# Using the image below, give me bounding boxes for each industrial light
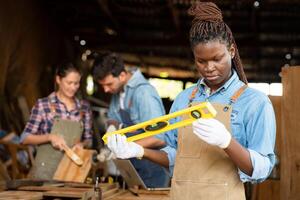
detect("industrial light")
[80,40,86,46]
[86,75,94,95]
[81,53,87,61]
[85,49,91,55]
[159,72,169,78]
[104,27,117,36]
[285,53,292,60]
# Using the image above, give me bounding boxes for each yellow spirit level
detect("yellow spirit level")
[102,102,217,144]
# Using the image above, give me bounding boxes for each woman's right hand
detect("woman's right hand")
[48,134,67,151]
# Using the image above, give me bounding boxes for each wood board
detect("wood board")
[53,148,96,183]
[280,66,300,200]
[0,191,43,200]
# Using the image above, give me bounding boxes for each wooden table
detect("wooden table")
[0,180,170,200]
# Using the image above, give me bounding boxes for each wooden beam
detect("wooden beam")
[167,0,181,35]
[96,0,119,30]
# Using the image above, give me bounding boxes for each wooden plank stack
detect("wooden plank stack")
[0,180,170,200]
[0,181,121,199]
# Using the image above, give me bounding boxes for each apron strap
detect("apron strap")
[49,97,58,118]
[79,100,85,120]
[188,84,248,107]
[230,85,248,104]
[188,86,199,106]
[49,97,85,120]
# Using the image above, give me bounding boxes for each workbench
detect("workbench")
[0,180,170,200]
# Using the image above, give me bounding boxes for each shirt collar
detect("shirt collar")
[48,92,81,109]
[198,69,239,95]
[126,69,148,88]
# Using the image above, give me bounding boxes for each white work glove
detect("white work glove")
[107,134,144,159]
[192,118,232,149]
[106,124,117,133]
[96,124,119,162]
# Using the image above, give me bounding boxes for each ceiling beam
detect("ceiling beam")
[167,0,181,35]
[96,0,120,30]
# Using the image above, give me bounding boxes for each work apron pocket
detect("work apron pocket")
[177,125,206,158]
[171,179,229,200]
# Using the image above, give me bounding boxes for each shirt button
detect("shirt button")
[220,88,226,94]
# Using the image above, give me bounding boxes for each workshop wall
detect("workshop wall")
[0,0,73,133]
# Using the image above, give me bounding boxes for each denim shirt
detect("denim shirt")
[108,69,165,128]
[161,70,276,183]
[107,69,169,187]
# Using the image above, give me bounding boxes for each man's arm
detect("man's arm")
[135,136,166,149]
[143,148,169,168]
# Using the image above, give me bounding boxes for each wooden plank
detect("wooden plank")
[16,181,120,200]
[281,66,300,200]
[101,183,119,192]
[0,191,43,200]
[102,187,119,198]
[19,185,94,192]
[251,180,280,200]
[109,191,170,200]
[43,189,91,198]
[5,179,44,190]
[53,148,95,183]
[105,190,128,200]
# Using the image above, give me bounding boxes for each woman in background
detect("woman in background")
[20,63,93,179]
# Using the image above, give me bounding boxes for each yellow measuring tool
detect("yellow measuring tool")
[102,102,217,144]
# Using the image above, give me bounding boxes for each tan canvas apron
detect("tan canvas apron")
[29,102,84,180]
[170,85,247,200]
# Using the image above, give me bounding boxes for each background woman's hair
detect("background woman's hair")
[55,62,81,78]
[188,2,248,84]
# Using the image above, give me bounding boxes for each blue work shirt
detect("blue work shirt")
[108,69,165,127]
[107,69,169,187]
[161,70,276,183]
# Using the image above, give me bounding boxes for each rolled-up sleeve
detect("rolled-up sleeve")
[20,100,44,142]
[161,145,177,175]
[158,99,182,176]
[239,149,276,183]
[241,97,276,183]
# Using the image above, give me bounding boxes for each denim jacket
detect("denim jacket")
[108,69,165,127]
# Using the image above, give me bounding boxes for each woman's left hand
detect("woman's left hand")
[192,118,232,149]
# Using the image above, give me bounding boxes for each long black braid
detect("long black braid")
[188,2,248,84]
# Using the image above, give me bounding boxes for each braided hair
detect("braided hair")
[188,2,248,84]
